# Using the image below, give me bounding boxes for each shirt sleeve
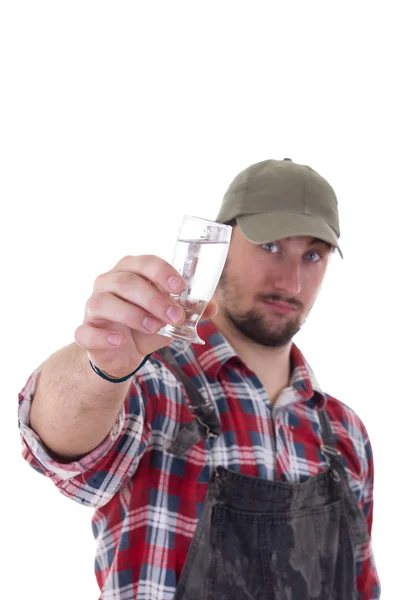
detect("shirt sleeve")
[355,426,381,599]
[18,364,153,509]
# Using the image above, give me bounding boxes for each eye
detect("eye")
[305,250,322,262]
[261,242,279,253]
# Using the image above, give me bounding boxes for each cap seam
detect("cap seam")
[239,208,324,217]
[239,164,258,215]
[304,168,310,215]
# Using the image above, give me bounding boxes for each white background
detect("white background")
[1,2,398,598]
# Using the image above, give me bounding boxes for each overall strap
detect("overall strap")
[156,347,222,457]
[318,406,370,544]
[318,408,343,470]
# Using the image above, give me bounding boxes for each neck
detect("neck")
[211,310,292,405]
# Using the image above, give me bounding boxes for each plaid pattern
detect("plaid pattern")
[18,320,380,599]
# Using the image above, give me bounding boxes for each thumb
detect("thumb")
[201,299,218,321]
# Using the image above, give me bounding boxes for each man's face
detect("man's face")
[215,226,333,347]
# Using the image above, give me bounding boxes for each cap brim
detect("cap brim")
[237,212,343,258]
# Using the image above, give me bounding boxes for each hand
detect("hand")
[74,255,218,378]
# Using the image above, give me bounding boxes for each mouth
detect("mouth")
[261,300,299,314]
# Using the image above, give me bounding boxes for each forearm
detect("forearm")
[29,253,191,462]
[30,342,131,461]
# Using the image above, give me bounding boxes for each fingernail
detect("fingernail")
[143,317,159,332]
[167,306,184,323]
[107,333,122,346]
[168,276,183,291]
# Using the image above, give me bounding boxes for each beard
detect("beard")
[218,269,304,348]
[226,305,301,347]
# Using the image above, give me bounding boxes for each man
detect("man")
[19,158,380,599]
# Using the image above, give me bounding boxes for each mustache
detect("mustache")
[258,293,303,310]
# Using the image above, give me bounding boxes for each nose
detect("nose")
[273,257,301,296]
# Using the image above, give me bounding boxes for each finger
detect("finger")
[110,255,186,295]
[85,292,184,333]
[75,323,126,351]
[90,274,186,326]
[201,300,219,321]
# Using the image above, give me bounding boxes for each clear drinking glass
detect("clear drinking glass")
[158,215,232,345]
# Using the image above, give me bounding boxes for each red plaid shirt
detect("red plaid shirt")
[19,320,380,599]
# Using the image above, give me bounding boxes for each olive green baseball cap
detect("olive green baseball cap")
[216,158,343,258]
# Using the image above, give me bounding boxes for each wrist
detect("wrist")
[88,355,152,384]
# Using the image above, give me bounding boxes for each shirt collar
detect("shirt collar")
[193,320,327,409]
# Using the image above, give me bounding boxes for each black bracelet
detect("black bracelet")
[89,354,152,383]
